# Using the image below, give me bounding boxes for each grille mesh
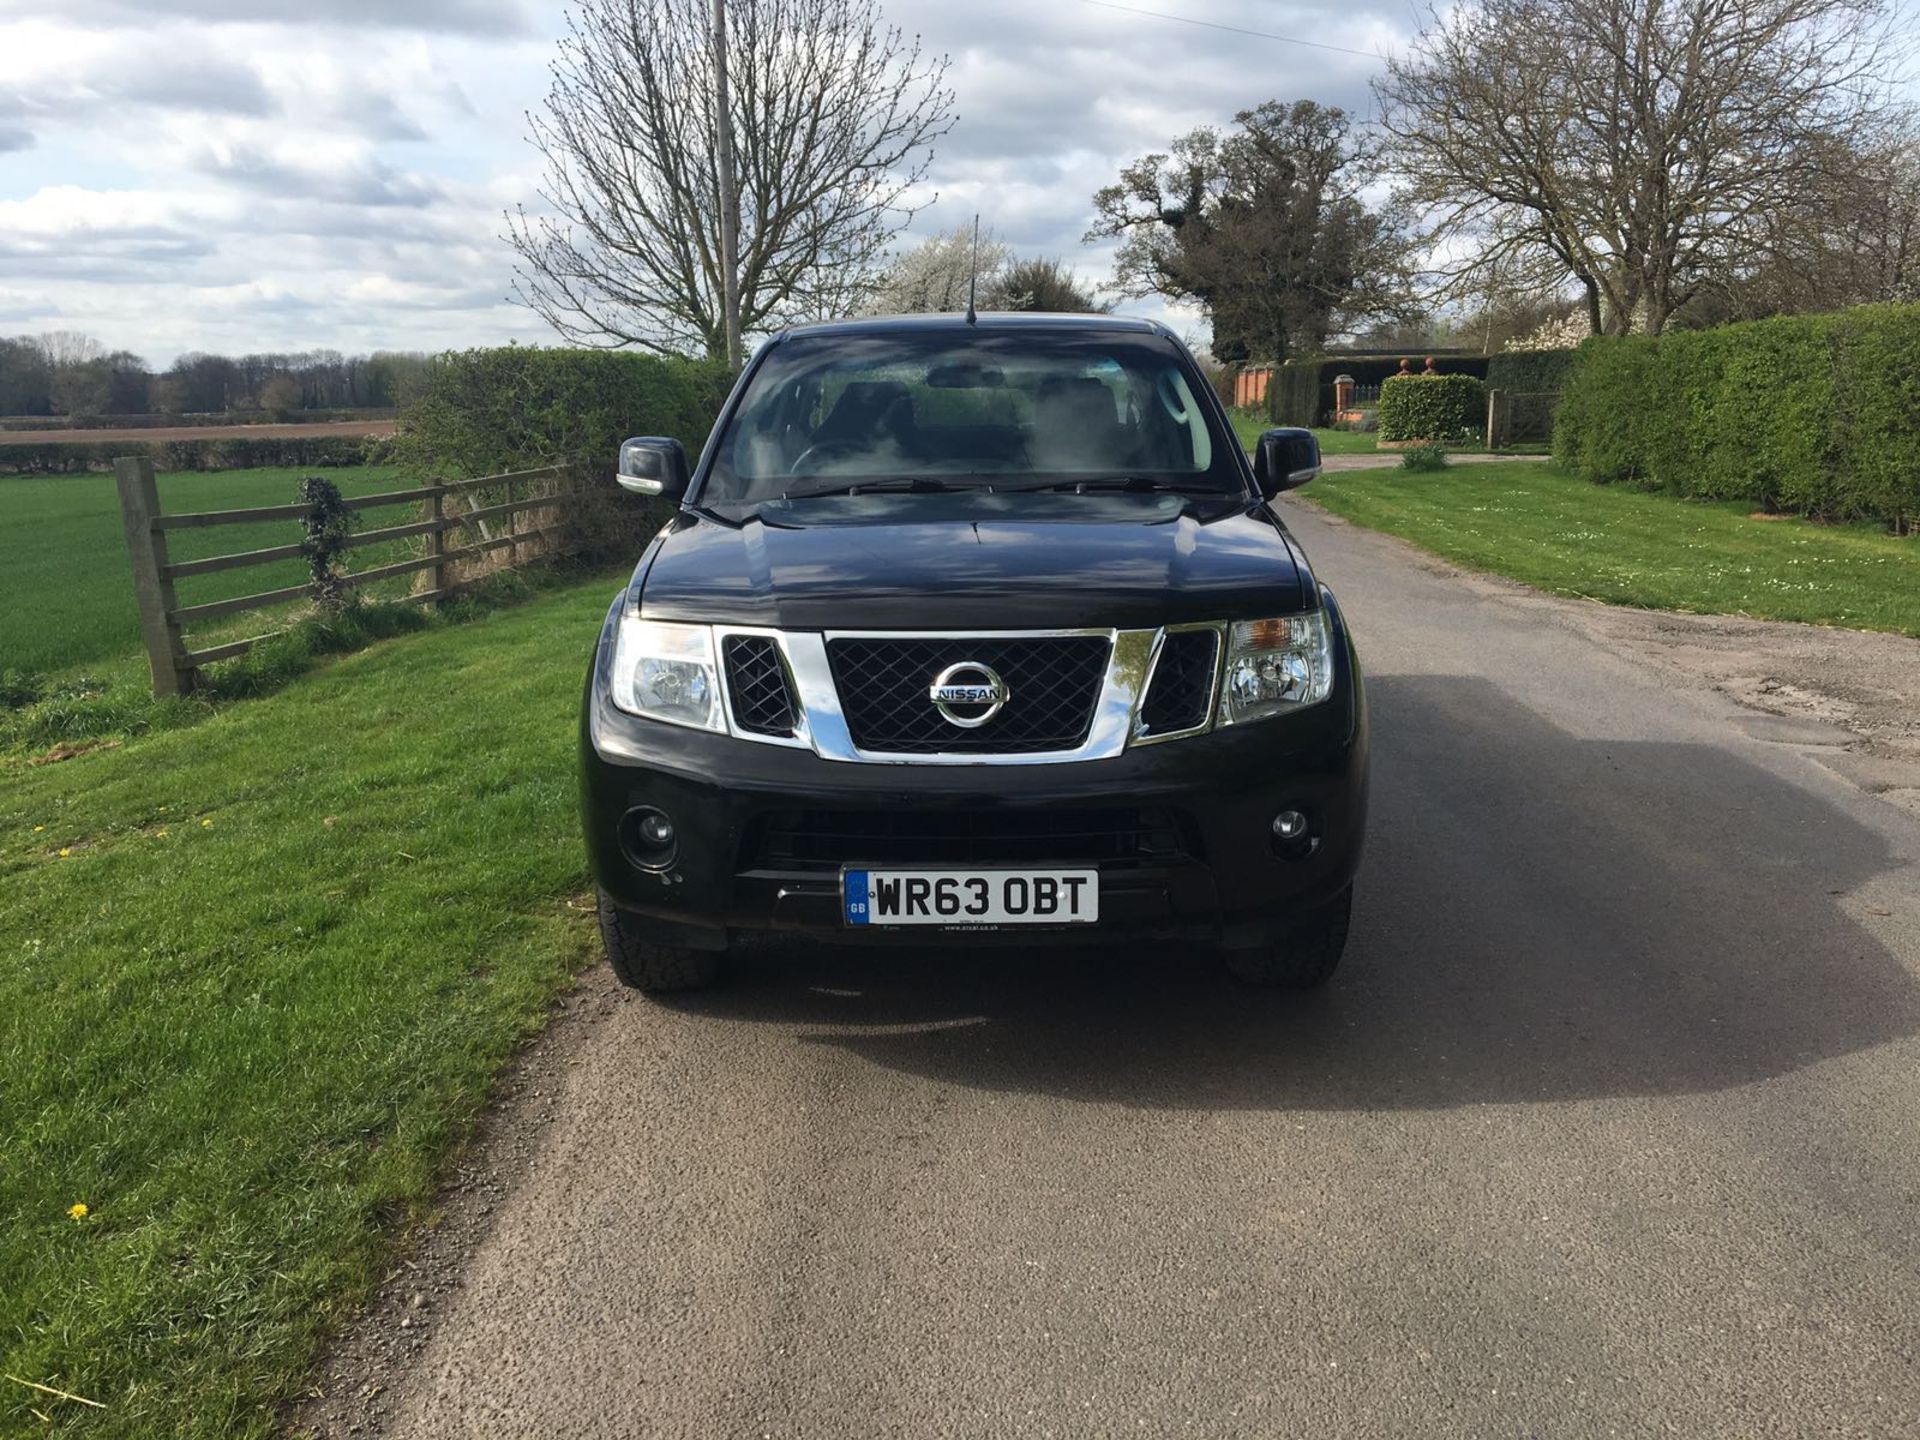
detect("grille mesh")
[750,806,1192,870]
[827,635,1110,754]
[722,636,798,737]
[1139,629,1219,735]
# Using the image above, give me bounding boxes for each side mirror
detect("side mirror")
[617,436,690,500]
[1253,427,1321,497]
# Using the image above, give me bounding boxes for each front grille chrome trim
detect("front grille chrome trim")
[712,624,1212,765]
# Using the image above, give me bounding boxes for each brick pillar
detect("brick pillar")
[1333,373,1355,416]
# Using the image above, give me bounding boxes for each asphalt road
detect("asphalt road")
[362,500,1920,1439]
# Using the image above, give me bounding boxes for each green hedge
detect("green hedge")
[1378,373,1488,443]
[1485,348,1577,394]
[1553,305,1920,529]
[1267,362,1324,426]
[0,436,381,475]
[1267,353,1492,426]
[0,409,396,432]
[392,347,736,558]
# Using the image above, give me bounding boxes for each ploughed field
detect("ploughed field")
[0,418,396,445]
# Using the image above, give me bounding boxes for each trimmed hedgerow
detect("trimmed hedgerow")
[1485,348,1578,395]
[1266,360,1325,427]
[391,346,736,559]
[1378,373,1487,443]
[1554,304,1920,530]
[0,435,381,475]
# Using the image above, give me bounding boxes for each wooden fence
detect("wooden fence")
[115,456,578,697]
[1484,390,1562,449]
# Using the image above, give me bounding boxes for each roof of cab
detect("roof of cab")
[775,312,1170,341]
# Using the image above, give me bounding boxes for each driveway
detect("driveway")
[302,499,1920,1440]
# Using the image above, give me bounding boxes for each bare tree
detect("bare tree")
[28,332,106,368]
[863,223,1011,314]
[1376,0,1905,335]
[1088,101,1417,364]
[506,0,955,358]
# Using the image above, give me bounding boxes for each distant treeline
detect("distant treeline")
[0,331,432,419]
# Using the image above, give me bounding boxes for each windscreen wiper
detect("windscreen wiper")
[1004,475,1231,495]
[778,476,963,500]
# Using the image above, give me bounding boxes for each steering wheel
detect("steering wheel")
[789,440,865,474]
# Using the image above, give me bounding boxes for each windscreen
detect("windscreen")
[699,329,1240,503]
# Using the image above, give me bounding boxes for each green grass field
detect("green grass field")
[1,572,621,1437]
[0,467,411,676]
[1226,412,1377,455]
[1305,461,1920,637]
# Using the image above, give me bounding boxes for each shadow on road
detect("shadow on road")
[677,675,1919,1111]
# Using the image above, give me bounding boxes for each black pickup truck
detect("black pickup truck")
[580,314,1368,992]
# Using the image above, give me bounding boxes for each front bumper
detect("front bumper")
[580,597,1368,953]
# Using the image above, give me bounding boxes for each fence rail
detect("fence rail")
[115,456,579,697]
[1484,389,1561,449]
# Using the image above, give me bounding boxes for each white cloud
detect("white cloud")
[0,0,1422,364]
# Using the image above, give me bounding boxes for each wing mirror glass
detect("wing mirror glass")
[617,436,691,500]
[1253,427,1321,497]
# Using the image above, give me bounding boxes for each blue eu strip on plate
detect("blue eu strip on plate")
[843,869,871,925]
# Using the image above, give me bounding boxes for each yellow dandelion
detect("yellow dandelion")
[58,848,71,858]
[68,1203,88,1221]
[201,818,214,828]
[33,824,45,832]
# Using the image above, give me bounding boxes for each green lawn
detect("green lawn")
[0,467,413,677]
[1304,461,1920,636]
[1226,411,1377,455]
[0,573,621,1437]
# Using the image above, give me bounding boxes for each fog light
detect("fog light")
[619,805,679,872]
[1272,809,1309,841]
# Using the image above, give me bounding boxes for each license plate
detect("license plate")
[843,868,1099,927]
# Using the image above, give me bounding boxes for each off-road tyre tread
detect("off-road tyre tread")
[1225,887,1352,989]
[597,892,722,993]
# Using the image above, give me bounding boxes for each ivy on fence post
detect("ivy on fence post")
[297,476,356,611]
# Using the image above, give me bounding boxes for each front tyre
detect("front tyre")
[1224,886,1352,989]
[597,890,722,993]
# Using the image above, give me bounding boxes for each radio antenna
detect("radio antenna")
[965,214,980,324]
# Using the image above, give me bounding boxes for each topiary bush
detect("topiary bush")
[1553,303,1920,529]
[1378,373,1487,443]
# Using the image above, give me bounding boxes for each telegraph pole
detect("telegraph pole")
[712,0,743,368]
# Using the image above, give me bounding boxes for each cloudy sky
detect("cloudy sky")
[0,0,1410,365]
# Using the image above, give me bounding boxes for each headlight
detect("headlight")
[1218,612,1334,725]
[610,617,723,731]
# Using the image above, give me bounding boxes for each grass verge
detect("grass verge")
[1,565,589,757]
[0,569,624,1437]
[1305,461,1920,636]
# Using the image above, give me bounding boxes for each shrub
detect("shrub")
[1485,348,1578,394]
[391,346,735,559]
[1399,441,1448,472]
[1267,361,1324,426]
[1553,303,1920,528]
[1378,373,1487,443]
[0,435,379,474]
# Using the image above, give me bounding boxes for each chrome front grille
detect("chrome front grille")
[825,635,1111,754]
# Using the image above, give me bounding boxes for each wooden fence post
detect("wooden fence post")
[1485,388,1502,451]
[115,456,192,697]
[423,476,446,603]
